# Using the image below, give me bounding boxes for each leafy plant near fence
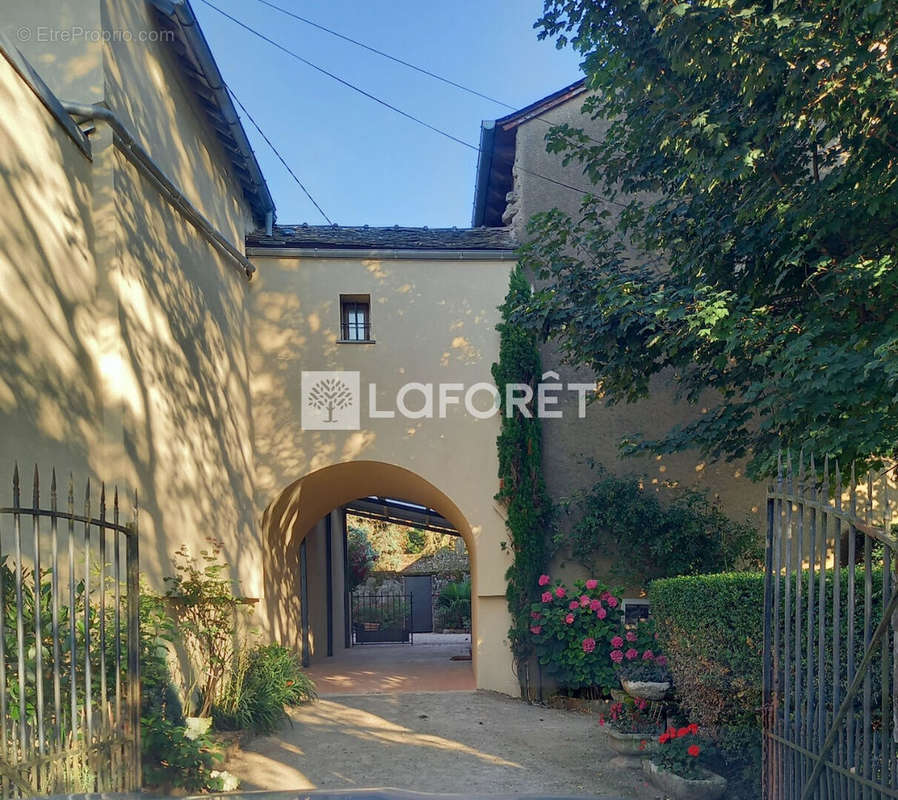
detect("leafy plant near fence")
[650,566,888,796]
[564,466,763,582]
[214,643,317,734]
[163,539,253,718]
[492,266,553,665]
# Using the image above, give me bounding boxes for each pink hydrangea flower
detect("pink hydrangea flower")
[569,600,580,610]
[626,631,638,642]
[610,649,624,663]
[590,598,601,611]
[582,637,596,653]
[541,591,553,603]
[596,607,607,619]
[655,655,668,667]
[531,611,541,619]
[625,648,638,660]
[555,586,566,599]
[642,649,654,660]
[530,625,542,635]
[538,574,551,586]
[607,596,619,608]
[580,594,590,607]
[585,579,599,590]
[611,636,624,649]
[564,613,575,625]
[601,591,612,601]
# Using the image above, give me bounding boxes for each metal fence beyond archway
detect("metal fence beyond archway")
[0,465,140,797]
[763,454,898,799]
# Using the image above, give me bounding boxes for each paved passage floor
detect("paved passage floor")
[302,636,475,694]
[225,691,656,798]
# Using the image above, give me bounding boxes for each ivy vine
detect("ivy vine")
[491,266,553,667]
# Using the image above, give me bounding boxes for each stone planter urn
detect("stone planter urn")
[600,726,651,769]
[621,677,671,700]
[642,760,727,800]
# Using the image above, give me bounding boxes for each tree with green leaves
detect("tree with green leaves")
[523,0,898,477]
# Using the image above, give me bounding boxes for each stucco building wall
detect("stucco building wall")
[0,8,261,602]
[247,252,519,694]
[503,95,763,582]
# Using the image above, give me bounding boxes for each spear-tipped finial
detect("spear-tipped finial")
[33,464,39,507]
[13,462,20,504]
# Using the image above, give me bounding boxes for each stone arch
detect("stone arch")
[260,460,495,688]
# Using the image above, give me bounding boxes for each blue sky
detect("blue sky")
[191,0,583,227]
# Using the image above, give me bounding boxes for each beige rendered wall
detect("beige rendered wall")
[506,95,764,588]
[102,0,253,248]
[0,46,100,486]
[248,252,519,694]
[0,15,262,603]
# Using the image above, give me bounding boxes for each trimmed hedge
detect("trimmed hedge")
[650,566,887,765]
[649,572,764,756]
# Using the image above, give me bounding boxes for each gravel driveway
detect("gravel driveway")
[225,691,657,798]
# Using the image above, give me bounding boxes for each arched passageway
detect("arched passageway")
[259,460,517,695]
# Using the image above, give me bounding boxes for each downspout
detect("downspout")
[265,210,273,237]
[61,101,256,279]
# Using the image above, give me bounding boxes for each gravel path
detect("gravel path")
[225,691,658,798]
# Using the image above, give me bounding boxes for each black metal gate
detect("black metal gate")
[763,454,897,799]
[351,593,413,644]
[0,465,140,797]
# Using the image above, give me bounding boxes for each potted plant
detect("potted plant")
[643,724,727,800]
[597,695,662,768]
[609,621,672,700]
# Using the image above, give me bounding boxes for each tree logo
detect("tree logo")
[301,371,360,430]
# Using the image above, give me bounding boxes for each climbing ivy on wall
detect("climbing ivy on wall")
[492,266,553,668]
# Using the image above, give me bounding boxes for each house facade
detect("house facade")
[1,0,763,698]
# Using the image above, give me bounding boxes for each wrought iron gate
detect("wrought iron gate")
[0,466,140,797]
[351,593,413,644]
[763,454,898,799]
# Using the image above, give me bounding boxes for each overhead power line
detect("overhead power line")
[252,0,517,111]
[227,85,333,224]
[198,0,478,151]
[197,0,623,210]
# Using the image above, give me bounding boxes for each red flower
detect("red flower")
[538,574,551,586]
[625,648,638,660]
[688,745,701,757]
[639,740,647,751]
[569,600,580,610]
[541,591,553,603]
[659,732,670,744]
[564,613,575,624]
[688,723,699,735]
[530,625,542,635]
[554,586,566,599]
[678,727,690,738]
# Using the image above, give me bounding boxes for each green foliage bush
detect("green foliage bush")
[649,572,764,755]
[565,467,762,581]
[163,539,253,718]
[347,526,378,590]
[530,576,624,691]
[214,643,316,734]
[492,266,553,664]
[436,580,471,630]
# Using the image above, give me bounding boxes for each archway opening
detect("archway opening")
[260,461,480,693]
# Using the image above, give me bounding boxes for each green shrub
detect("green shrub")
[214,643,316,734]
[649,573,764,751]
[650,566,887,798]
[347,527,378,590]
[436,580,471,629]
[141,711,225,792]
[565,466,763,581]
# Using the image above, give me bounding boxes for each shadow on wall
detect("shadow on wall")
[260,461,478,663]
[0,52,260,596]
